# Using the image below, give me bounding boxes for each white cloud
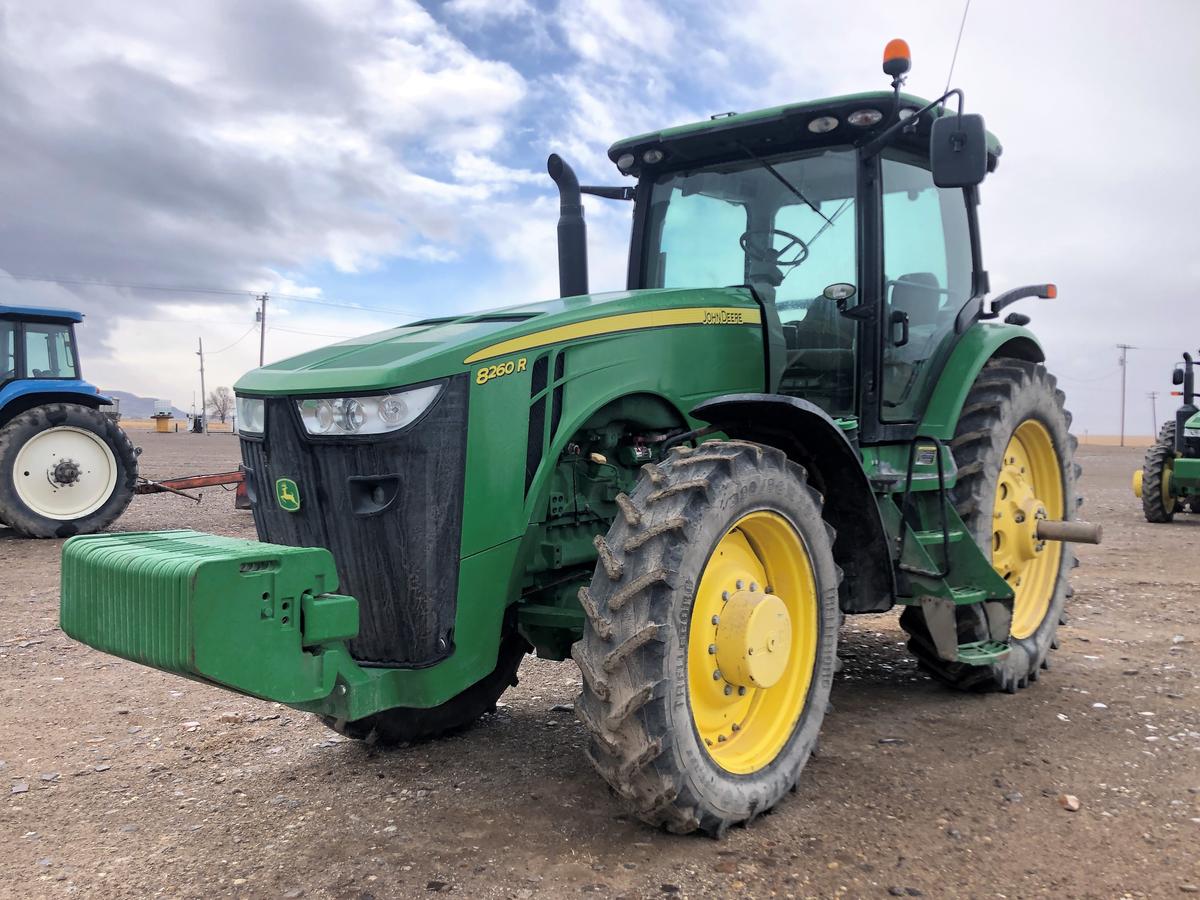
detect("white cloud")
[444,0,535,22]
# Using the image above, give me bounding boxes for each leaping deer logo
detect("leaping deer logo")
[275,478,301,512]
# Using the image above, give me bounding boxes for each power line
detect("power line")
[0,270,251,297]
[269,324,359,339]
[206,324,259,355]
[943,0,973,97]
[0,270,423,317]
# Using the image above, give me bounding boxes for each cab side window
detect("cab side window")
[880,157,974,422]
[24,324,78,379]
[0,321,15,382]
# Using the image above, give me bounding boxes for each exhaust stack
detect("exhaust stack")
[547,154,588,298]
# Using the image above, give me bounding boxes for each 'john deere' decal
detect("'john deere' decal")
[275,478,301,512]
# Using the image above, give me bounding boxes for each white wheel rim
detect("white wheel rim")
[12,426,119,520]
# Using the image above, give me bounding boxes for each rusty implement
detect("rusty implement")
[135,469,249,508]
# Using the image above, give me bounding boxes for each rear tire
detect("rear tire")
[321,633,529,744]
[900,359,1079,692]
[1141,422,1177,523]
[0,403,137,538]
[573,441,840,835]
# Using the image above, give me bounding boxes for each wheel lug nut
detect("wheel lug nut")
[738,686,746,696]
[712,670,722,680]
[736,580,744,590]
[749,582,758,592]
[708,644,717,655]
[723,685,732,696]
[731,722,741,732]
[717,734,727,743]
[711,615,720,625]
[721,590,729,601]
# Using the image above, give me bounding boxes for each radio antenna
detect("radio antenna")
[943,0,972,97]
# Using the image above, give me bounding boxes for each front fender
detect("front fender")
[0,380,108,425]
[691,393,895,613]
[918,323,1044,440]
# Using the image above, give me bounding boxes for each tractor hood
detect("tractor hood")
[235,286,759,396]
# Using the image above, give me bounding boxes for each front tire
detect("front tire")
[900,359,1079,692]
[0,403,138,538]
[1141,422,1177,523]
[573,441,840,835]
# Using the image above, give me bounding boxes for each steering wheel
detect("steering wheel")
[740,229,809,268]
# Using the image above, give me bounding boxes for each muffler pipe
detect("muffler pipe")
[1035,519,1103,545]
[547,153,589,298]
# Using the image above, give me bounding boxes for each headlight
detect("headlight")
[236,396,265,434]
[295,384,443,436]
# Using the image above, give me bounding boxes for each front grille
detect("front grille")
[240,375,468,667]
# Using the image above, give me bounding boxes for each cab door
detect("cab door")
[878,155,976,424]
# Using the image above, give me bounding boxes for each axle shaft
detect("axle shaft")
[1035,519,1102,545]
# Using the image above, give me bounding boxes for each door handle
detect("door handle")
[890,309,910,347]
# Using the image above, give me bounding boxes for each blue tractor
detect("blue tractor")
[0,305,137,537]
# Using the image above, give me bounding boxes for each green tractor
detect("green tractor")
[60,44,1101,835]
[1133,350,1200,521]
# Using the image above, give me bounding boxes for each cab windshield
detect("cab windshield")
[643,148,858,415]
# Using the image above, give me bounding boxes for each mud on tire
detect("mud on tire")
[900,358,1080,693]
[571,440,841,836]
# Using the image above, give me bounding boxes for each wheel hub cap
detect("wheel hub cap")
[686,511,819,774]
[52,459,81,486]
[12,426,119,521]
[715,590,792,689]
[991,420,1064,641]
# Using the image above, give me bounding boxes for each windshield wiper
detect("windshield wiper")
[735,141,833,227]
[805,197,852,247]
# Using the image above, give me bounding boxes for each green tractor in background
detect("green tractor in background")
[1134,350,1200,521]
[60,43,1101,835]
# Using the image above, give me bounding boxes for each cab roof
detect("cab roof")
[608,90,1002,177]
[0,304,84,323]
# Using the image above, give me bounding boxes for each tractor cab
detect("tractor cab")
[603,87,998,439]
[1,305,84,388]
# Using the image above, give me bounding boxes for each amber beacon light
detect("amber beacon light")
[883,38,911,78]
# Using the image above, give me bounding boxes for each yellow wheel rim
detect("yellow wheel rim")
[1162,460,1176,513]
[991,420,1064,640]
[687,511,819,774]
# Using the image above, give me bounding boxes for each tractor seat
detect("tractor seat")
[890,272,941,329]
[785,296,854,350]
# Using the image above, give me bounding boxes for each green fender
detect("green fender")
[918,323,1045,441]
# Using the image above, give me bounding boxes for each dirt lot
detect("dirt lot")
[2,434,1197,899]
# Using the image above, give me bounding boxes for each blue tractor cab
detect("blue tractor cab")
[0,305,137,537]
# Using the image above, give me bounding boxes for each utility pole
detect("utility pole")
[1147,391,1159,436]
[256,292,269,367]
[197,337,208,435]
[1117,343,1135,447]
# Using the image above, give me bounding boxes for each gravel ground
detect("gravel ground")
[1,432,1198,899]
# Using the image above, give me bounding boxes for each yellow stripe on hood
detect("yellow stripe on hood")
[463,306,761,364]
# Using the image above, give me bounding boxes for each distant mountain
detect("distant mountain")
[101,390,190,420]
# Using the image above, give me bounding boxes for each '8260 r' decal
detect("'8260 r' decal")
[475,357,527,385]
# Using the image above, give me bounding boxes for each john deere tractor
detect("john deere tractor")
[1,305,137,537]
[60,44,1101,835]
[1134,350,1200,521]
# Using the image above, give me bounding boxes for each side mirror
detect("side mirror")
[1173,368,1185,386]
[930,113,988,188]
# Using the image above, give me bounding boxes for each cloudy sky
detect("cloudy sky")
[1,0,1197,434]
